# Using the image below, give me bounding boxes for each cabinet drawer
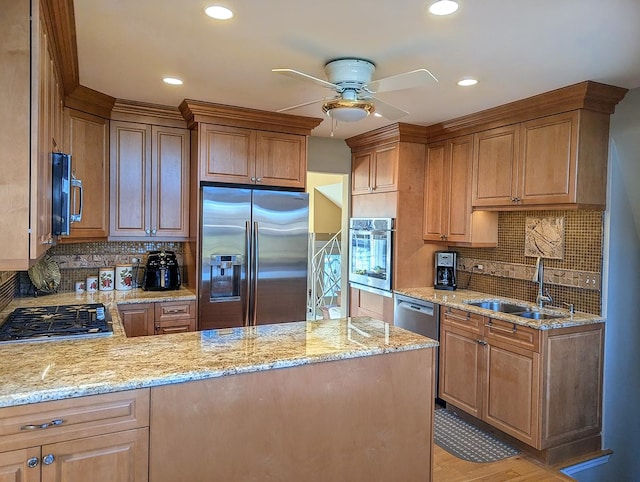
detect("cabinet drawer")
[155,301,196,322]
[440,306,483,335]
[154,318,196,335]
[484,318,539,352]
[0,389,149,452]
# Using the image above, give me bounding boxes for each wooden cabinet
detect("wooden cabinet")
[62,108,109,241]
[349,287,394,323]
[119,301,196,337]
[440,305,604,464]
[199,124,307,188]
[0,390,149,482]
[0,0,63,269]
[110,121,190,239]
[472,110,612,209]
[440,306,540,446]
[423,136,497,246]
[351,143,398,195]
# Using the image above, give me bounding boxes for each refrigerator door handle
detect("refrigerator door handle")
[252,221,259,326]
[244,221,251,327]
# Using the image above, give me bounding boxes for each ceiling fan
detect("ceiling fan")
[273,58,438,122]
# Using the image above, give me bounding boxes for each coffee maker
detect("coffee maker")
[434,251,457,291]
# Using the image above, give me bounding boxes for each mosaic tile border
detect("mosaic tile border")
[458,257,601,291]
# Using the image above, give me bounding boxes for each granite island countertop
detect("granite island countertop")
[0,288,437,408]
[395,286,605,329]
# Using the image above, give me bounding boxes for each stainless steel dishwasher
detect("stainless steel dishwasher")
[394,293,441,400]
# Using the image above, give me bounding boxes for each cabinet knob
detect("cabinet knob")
[42,454,55,465]
[255,177,262,183]
[151,228,157,235]
[251,177,256,182]
[476,339,487,345]
[27,457,39,468]
[145,229,151,235]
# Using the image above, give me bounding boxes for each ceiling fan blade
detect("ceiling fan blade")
[275,97,329,113]
[272,68,338,90]
[366,69,438,94]
[370,96,410,120]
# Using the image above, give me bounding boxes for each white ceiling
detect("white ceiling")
[74,0,640,139]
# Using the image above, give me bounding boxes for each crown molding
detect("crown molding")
[424,80,628,142]
[111,99,187,127]
[65,85,115,119]
[345,122,429,150]
[43,0,79,95]
[179,99,323,135]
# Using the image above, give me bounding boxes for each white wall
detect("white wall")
[575,88,640,480]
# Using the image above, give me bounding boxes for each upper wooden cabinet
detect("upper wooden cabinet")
[110,120,190,240]
[426,81,627,210]
[180,100,322,190]
[62,108,109,241]
[351,143,398,195]
[199,124,307,188]
[424,136,497,246]
[0,0,63,269]
[472,111,604,209]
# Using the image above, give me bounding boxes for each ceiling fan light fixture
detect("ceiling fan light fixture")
[428,0,459,15]
[322,99,375,122]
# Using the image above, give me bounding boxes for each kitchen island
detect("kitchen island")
[0,290,437,481]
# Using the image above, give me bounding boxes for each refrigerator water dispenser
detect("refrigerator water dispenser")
[210,255,241,301]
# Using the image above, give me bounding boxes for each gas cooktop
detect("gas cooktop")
[0,303,113,342]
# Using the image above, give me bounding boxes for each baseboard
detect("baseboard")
[560,451,612,476]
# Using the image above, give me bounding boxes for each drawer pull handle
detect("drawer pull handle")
[165,308,186,314]
[484,323,517,334]
[20,419,64,431]
[446,312,471,322]
[476,339,487,346]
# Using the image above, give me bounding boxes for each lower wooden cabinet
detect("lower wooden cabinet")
[0,390,149,482]
[348,287,394,323]
[439,305,603,464]
[119,301,196,337]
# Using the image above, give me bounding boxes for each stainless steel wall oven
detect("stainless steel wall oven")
[348,218,393,295]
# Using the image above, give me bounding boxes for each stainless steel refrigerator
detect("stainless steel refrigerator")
[199,186,309,330]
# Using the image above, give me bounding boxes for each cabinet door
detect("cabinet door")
[110,121,152,237]
[0,446,41,482]
[63,109,109,240]
[351,150,373,194]
[200,124,255,184]
[31,15,54,259]
[472,125,519,207]
[372,144,398,192]
[446,135,474,242]
[423,141,448,241]
[41,428,149,482]
[519,111,578,205]
[348,288,393,323]
[151,126,189,238]
[119,303,154,337]
[256,131,306,188]
[484,341,539,447]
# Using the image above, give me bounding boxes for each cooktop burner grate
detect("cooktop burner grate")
[0,303,113,342]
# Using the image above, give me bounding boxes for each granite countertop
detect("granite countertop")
[394,287,605,330]
[0,288,436,408]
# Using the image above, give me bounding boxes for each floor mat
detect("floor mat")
[434,408,520,463]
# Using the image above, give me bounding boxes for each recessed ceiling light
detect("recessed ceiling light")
[374,113,383,118]
[428,0,459,16]
[163,77,183,85]
[204,5,234,20]
[457,78,478,87]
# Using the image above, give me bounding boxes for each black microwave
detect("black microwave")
[52,152,83,236]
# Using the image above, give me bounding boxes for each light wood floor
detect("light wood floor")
[433,444,574,481]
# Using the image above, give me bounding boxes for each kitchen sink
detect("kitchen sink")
[465,300,565,320]
[515,311,563,320]
[465,301,526,313]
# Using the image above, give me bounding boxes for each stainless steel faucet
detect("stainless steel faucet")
[534,257,553,308]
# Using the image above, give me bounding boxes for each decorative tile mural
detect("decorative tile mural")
[524,216,565,259]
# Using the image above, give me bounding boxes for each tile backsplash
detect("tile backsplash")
[27,241,186,294]
[454,210,603,315]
